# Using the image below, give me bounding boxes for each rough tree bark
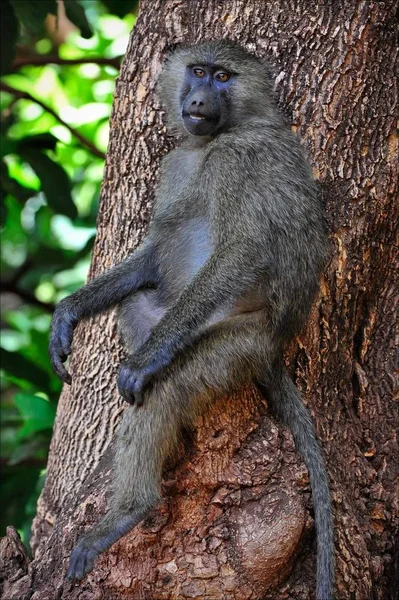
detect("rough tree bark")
[1,1,397,599]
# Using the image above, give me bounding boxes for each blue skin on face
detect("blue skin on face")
[181,64,235,136]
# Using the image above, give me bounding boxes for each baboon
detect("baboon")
[50,40,334,599]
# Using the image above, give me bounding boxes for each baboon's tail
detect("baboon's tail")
[259,366,334,600]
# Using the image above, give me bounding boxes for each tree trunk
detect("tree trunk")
[1,1,397,599]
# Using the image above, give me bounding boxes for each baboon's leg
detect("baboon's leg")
[67,312,273,580]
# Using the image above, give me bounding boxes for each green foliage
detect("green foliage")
[14,393,57,439]
[63,1,93,39]
[0,2,19,75]
[102,0,136,18]
[10,1,58,37]
[20,144,76,220]
[0,0,136,546]
[1,133,76,220]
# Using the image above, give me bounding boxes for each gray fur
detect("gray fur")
[49,40,334,598]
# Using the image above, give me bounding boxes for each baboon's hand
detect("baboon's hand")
[117,360,155,405]
[49,300,78,384]
[117,346,173,405]
[67,541,97,581]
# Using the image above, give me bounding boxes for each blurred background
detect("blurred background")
[1,0,138,550]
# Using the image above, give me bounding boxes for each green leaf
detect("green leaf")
[64,0,92,39]
[0,465,41,539]
[101,0,138,18]
[0,135,18,158]
[1,195,27,245]
[0,348,51,390]
[0,109,16,137]
[14,393,56,439]
[1,160,36,202]
[0,1,19,75]
[26,329,55,374]
[19,149,77,220]
[18,133,59,152]
[1,134,58,160]
[0,187,7,224]
[10,0,57,36]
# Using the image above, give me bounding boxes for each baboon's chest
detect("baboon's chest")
[157,216,212,300]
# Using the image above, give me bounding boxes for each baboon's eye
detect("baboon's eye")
[193,67,205,78]
[214,71,230,82]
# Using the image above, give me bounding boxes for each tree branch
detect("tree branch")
[0,83,106,159]
[12,55,122,70]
